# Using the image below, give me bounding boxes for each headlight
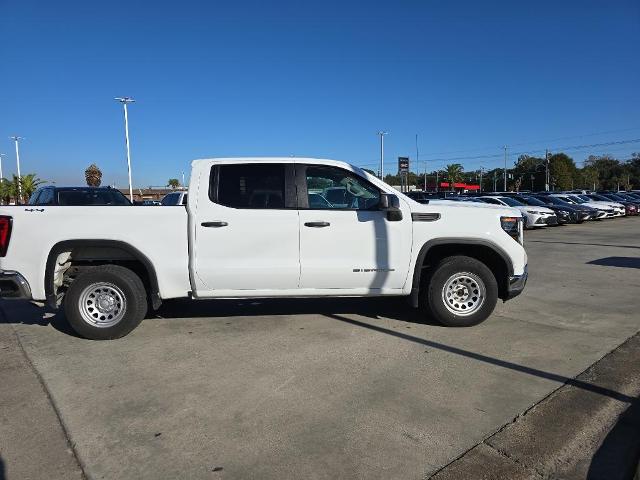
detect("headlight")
[526,210,541,214]
[500,216,522,244]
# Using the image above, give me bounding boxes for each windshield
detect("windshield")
[57,189,131,206]
[603,194,625,202]
[518,196,546,207]
[498,197,524,207]
[558,195,580,204]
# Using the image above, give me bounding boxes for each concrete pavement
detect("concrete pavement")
[1,218,639,479]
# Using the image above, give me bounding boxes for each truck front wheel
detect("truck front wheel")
[63,265,148,340]
[421,256,498,327]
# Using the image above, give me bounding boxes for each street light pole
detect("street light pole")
[503,145,508,191]
[10,136,23,202]
[0,153,5,182]
[0,153,5,205]
[377,131,388,180]
[115,97,135,203]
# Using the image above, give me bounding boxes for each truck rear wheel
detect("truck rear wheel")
[63,265,148,340]
[421,255,498,327]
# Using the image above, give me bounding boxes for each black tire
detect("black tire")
[420,255,498,327]
[63,265,148,340]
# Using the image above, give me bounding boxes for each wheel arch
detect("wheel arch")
[44,239,161,310]
[410,239,514,307]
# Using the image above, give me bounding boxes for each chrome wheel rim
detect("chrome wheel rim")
[78,282,126,328]
[442,272,486,316]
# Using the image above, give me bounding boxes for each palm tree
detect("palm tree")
[85,164,102,186]
[11,174,44,204]
[167,178,180,189]
[445,163,464,191]
[0,178,10,205]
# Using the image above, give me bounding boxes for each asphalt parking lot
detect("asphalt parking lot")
[1,218,640,480]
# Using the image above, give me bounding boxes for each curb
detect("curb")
[429,332,640,480]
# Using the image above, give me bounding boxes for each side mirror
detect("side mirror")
[379,194,402,221]
[379,193,400,210]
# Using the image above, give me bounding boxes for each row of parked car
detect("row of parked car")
[406,190,640,228]
[26,186,189,207]
[27,184,640,230]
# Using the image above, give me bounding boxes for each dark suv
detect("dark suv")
[28,186,131,206]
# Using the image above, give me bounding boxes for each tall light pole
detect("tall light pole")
[479,166,484,193]
[0,153,5,205]
[10,136,23,202]
[377,131,388,180]
[503,145,508,191]
[115,97,135,202]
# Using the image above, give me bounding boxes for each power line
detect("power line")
[418,126,640,157]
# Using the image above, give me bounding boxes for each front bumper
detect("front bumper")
[505,265,528,300]
[0,270,33,300]
[544,215,559,226]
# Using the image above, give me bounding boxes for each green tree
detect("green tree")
[548,153,577,190]
[580,167,600,190]
[514,155,546,191]
[444,163,463,191]
[84,164,102,187]
[584,155,623,190]
[9,174,44,203]
[167,178,180,189]
[0,178,11,205]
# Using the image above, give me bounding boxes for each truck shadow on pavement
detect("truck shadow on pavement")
[0,296,440,337]
[153,296,438,325]
[0,301,82,338]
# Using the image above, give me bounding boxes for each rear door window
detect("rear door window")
[212,164,286,209]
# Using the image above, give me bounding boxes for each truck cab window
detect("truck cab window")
[304,166,380,210]
[38,188,54,205]
[215,164,285,209]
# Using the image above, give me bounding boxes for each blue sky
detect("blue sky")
[1,0,639,187]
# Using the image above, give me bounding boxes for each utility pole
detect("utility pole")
[493,170,497,192]
[416,134,426,191]
[115,97,136,202]
[479,166,484,193]
[182,171,185,189]
[377,131,388,180]
[0,153,5,206]
[503,145,508,191]
[435,171,439,192]
[10,136,23,203]
[545,149,550,191]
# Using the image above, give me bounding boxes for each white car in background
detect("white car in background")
[552,194,619,218]
[573,194,625,217]
[477,196,557,229]
[161,191,188,206]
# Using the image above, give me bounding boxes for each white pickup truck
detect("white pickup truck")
[0,158,527,340]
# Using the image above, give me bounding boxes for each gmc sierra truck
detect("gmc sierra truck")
[0,158,527,340]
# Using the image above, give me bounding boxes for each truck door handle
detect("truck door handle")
[201,221,228,228]
[304,221,330,228]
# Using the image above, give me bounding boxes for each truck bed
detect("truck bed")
[0,206,190,301]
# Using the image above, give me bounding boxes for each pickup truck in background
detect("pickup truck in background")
[0,158,527,340]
